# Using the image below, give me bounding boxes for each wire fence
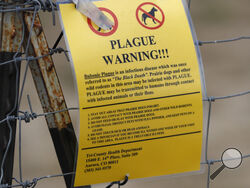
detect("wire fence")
[0,0,250,188]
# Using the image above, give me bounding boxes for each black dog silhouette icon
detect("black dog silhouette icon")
[142,7,158,25]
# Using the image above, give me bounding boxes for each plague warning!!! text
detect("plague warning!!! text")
[103,36,169,65]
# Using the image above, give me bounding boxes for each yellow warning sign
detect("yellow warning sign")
[59,0,204,186]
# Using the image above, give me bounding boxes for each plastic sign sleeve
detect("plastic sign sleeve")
[58,0,204,186]
[75,0,114,30]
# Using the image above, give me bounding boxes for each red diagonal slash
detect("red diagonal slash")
[136,2,165,30]
[139,7,162,24]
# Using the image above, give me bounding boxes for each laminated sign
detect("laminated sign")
[59,0,204,186]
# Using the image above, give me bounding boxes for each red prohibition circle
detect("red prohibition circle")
[136,2,165,30]
[87,7,118,36]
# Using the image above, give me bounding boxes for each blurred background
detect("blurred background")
[13,0,250,187]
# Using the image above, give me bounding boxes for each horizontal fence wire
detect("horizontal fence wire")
[198,36,250,46]
[0,0,250,188]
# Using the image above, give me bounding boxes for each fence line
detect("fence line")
[198,36,250,46]
[0,0,250,187]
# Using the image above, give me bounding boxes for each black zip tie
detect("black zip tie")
[106,175,129,188]
[52,31,64,49]
[106,181,118,188]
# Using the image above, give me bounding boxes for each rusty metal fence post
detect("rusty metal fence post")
[0,3,23,185]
